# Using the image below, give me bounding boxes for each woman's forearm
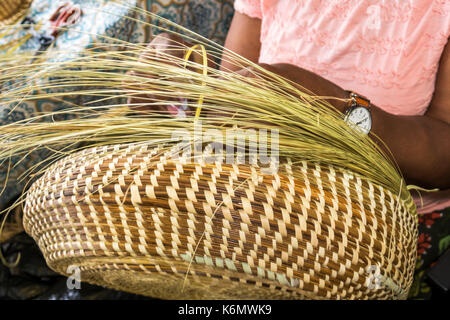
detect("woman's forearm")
[220,12,261,72]
[283,65,450,189]
[289,64,450,189]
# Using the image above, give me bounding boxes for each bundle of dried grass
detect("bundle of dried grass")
[0,3,418,299]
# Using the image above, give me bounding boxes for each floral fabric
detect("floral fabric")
[146,0,234,45]
[409,207,450,299]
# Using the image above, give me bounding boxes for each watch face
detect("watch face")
[345,107,372,134]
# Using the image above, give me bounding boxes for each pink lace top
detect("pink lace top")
[234,0,450,214]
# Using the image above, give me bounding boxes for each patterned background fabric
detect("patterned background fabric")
[408,207,450,299]
[0,0,141,210]
[146,0,234,45]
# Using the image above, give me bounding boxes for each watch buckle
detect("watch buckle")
[349,92,371,108]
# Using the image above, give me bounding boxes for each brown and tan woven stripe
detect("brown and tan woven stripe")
[0,0,32,25]
[23,143,418,299]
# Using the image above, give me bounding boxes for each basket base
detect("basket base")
[52,256,311,300]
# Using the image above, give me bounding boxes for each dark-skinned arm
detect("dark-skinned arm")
[222,13,450,189]
[220,12,261,72]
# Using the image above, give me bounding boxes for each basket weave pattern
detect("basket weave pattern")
[0,0,32,25]
[23,143,418,299]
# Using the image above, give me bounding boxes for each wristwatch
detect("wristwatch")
[343,91,372,135]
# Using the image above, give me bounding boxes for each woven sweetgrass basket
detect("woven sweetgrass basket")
[23,143,418,299]
[0,0,32,25]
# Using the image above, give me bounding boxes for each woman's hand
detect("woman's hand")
[125,33,198,117]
